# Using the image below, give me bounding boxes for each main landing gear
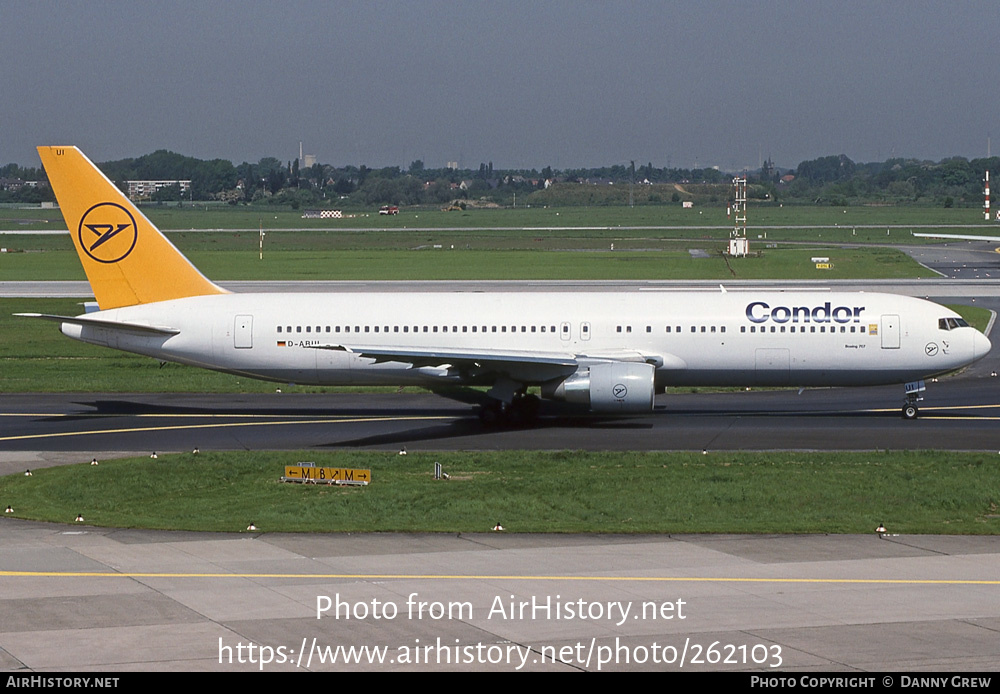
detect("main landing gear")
[901,380,925,420]
[478,392,541,428]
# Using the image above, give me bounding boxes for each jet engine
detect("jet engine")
[542,362,655,412]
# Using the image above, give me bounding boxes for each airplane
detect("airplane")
[17,146,993,423]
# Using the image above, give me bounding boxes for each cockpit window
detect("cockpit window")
[939,317,971,331]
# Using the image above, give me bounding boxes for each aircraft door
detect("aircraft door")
[234,315,253,349]
[580,322,591,341]
[880,314,900,349]
[560,322,571,342]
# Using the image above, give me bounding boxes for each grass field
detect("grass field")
[2,450,998,534]
[0,245,931,282]
[3,201,997,233]
[2,202,988,283]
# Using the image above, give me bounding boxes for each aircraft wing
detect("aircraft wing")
[307,343,681,384]
[15,313,180,336]
[308,343,580,382]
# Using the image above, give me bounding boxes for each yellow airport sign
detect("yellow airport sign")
[284,465,371,484]
[815,263,832,269]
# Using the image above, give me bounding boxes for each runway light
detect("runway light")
[399,447,407,456]
[276,388,281,393]
[492,523,505,531]
[5,506,12,514]
[150,452,158,459]
[192,447,200,455]
[247,522,257,531]
[876,523,886,535]
[24,469,32,476]
[90,458,99,466]
[75,514,84,523]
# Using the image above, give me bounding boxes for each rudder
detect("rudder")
[38,146,227,309]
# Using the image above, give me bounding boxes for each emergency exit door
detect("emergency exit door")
[881,314,899,349]
[235,315,253,349]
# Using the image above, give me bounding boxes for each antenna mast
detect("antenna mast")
[728,175,748,257]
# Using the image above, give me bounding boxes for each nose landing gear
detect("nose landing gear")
[901,380,925,420]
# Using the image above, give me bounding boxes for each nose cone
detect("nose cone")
[974,330,992,362]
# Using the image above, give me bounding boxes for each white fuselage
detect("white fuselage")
[60,289,991,392]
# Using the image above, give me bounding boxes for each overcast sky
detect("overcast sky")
[2,1,998,171]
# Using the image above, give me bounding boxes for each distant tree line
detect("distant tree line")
[1,150,995,209]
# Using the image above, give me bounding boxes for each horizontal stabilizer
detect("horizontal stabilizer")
[15,313,180,336]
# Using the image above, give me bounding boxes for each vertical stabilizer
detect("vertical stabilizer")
[37,146,227,309]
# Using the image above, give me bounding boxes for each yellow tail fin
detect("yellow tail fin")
[38,146,227,309]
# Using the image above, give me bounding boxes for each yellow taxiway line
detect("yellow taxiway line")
[1,571,998,585]
[0,415,453,443]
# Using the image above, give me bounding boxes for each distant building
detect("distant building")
[127,180,191,200]
[446,161,459,170]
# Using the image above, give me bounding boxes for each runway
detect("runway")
[2,375,1000,473]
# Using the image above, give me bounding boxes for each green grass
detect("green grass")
[0,245,931,281]
[2,202,995,237]
[3,200,996,227]
[2,450,998,533]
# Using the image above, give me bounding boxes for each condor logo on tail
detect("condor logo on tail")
[79,202,138,263]
[37,146,226,309]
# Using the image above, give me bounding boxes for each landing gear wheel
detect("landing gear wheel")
[478,401,505,428]
[508,394,540,427]
[902,404,918,420]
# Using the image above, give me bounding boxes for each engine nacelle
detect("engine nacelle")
[542,362,655,412]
